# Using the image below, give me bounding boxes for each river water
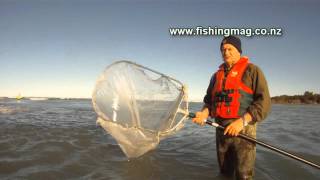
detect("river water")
[0,99,319,179]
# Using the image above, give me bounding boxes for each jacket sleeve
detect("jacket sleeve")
[247,65,271,122]
[203,74,216,111]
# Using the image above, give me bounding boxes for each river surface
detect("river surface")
[0,99,319,179]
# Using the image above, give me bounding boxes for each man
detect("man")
[192,35,271,180]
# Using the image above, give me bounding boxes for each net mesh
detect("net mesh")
[92,61,188,158]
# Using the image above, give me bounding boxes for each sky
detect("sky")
[1,0,320,101]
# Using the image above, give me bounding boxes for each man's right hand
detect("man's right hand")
[192,108,209,126]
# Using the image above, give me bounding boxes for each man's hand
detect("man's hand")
[224,118,244,136]
[192,108,209,126]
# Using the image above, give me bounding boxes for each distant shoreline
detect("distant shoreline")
[1,91,319,105]
[271,102,319,105]
[271,91,319,105]
[0,97,91,101]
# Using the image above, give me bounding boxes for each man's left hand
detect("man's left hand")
[224,118,244,136]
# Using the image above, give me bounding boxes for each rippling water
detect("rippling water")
[0,99,319,179]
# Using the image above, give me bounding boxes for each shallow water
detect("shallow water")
[0,99,319,179]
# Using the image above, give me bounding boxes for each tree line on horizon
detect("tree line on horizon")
[271,91,320,104]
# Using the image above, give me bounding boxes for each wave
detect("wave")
[0,105,28,114]
[29,97,48,101]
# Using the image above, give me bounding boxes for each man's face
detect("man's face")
[221,44,241,66]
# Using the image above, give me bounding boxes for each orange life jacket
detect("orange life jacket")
[211,57,253,118]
